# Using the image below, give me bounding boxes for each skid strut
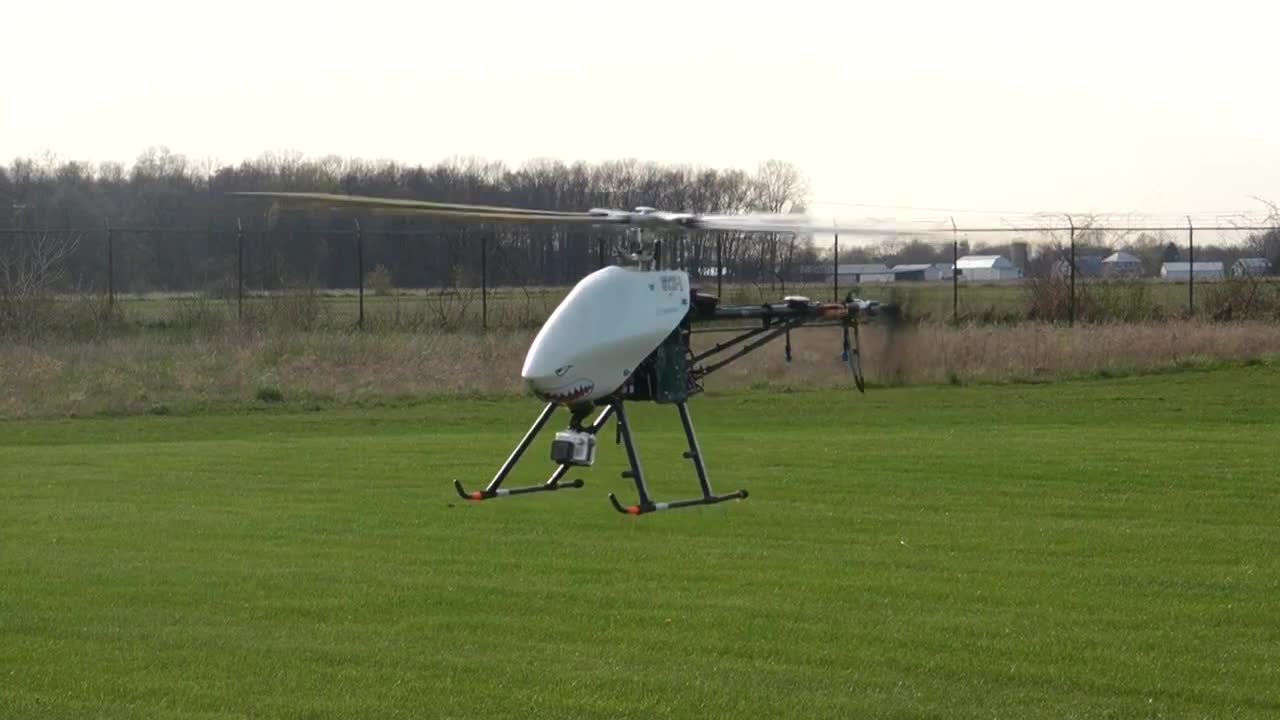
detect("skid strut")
[607,400,748,516]
[453,402,614,502]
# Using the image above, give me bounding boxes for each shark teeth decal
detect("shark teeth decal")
[538,379,595,403]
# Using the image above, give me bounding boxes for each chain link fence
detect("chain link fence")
[3,219,1279,338]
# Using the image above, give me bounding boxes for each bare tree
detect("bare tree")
[0,230,83,335]
[750,160,811,288]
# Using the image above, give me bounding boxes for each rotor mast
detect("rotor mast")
[619,207,660,270]
[621,227,658,270]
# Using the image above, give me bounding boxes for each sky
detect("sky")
[3,0,1278,232]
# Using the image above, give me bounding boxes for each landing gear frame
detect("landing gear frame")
[452,398,746,515]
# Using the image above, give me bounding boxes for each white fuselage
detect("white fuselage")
[521,266,689,404]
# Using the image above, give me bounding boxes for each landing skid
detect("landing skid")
[452,399,747,515]
[607,400,747,515]
[453,402,611,502]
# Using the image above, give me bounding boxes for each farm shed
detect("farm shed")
[957,255,1022,281]
[1052,255,1104,279]
[1233,258,1271,277]
[1161,262,1223,281]
[1102,251,1144,278]
[891,263,953,281]
[795,263,894,284]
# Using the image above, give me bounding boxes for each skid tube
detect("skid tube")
[453,401,614,502]
[606,400,748,516]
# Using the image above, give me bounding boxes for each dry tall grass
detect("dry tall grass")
[726,320,1280,387]
[2,320,1279,419]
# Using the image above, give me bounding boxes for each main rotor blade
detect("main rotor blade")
[687,213,948,237]
[362,207,616,224]
[228,191,601,219]
[228,191,947,237]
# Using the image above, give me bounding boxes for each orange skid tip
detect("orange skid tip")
[626,506,642,515]
[469,491,485,501]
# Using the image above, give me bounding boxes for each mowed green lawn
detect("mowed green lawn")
[2,368,1279,719]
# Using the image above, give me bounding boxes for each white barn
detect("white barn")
[1102,251,1144,278]
[956,255,1022,281]
[1161,262,1223,281]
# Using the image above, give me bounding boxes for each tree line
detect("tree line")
[0,149,819,293]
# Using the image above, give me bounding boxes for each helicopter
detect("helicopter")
[231,191,909,516]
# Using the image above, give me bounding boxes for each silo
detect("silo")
[1009,241,1029,273]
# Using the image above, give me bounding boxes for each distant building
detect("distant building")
[1051,255,1104,279]
[793,264,829,282]
[1233,257,1272,277]
[1161,262,1223,281]
[1009,241,1030,274]
[693,266,732,279]
[1102,251,1144,278]
[840,264,895,283]
[795,263,894,284]
[891,263,953,282]
[957,255,1022,281]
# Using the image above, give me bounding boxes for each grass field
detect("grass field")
[3,368,1279,718]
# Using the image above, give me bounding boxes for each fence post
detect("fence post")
[355,219,364,330]
[781,236,792,293]
[481,234,488,330]
[950,217,958,323]
[1187,216,1194,317]
[236,218,244,321]
[1068,215,1076,327]
[597,232,605,269]
[716,233,724,298]
[833,228,839,303]
[105,220,115,314]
